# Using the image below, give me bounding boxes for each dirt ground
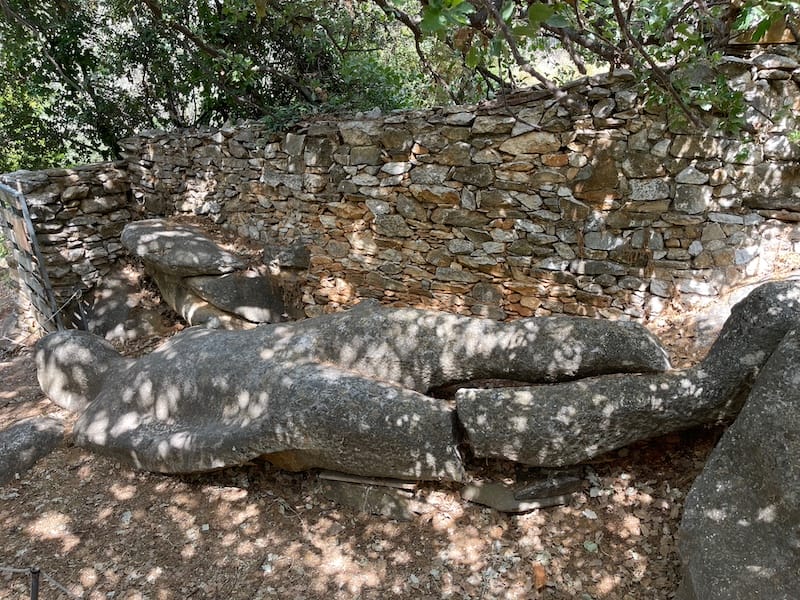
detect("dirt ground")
[0,265,726,600]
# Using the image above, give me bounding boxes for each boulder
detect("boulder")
[0,417,64,484]
[121,219,244,276]
[185,271,287,323]
[121,219,288,328]
[456,281,800,466]
[676,326,800,600]
[35,302,669,480]
[150,270,257,329]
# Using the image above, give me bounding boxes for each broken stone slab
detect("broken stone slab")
[318,479,424,521]
[0,417,64,484]
[461,481,573,513]
[514,467,585,500]
[456,281,800,467]
[676,326,800,600]
[121,219,244,276]
[150,271,255,329]
[35,302,668,480]
[317,472,423,521]
[184,270,287,324]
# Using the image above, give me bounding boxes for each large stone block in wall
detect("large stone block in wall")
[674,185,712,214]
[498,131,560,155]
[338,120,382,145]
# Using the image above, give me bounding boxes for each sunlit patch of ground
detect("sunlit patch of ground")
[1,372,721,600]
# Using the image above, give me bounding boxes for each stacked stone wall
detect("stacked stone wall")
[119,53,800,321]
[3,52,800,330]
[0,162,132,321]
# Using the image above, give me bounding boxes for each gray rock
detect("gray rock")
[151,271,253,329]
[674,185,712,214]
[37,302,669,479]
[185,271,287,323]
[317,474,422,520]
[373,214,413,237]
[514,468,584,500]
[263,240,310,270]
[121,219,244,276]
[456,281,800,467]
[677,326,800,600]
[753,53,799,71]
[0,417,64,484]
[461,481,572,512]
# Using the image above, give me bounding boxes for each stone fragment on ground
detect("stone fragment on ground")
[457,281,800,466]
[121,219,288,328]
[0,416,64,484]
[121,219,244,276]
[676,326,800,600]
[317,472,423,521]
[34,301,668,480]
[461,481,574,513]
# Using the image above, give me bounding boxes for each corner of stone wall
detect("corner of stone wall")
[0,162,133,329]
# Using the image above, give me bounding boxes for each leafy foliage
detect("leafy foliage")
[399,0,798,128]
[0,0,433,168]
[0,0,797,170]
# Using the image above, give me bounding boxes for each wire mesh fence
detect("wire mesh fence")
[0,182,63,334]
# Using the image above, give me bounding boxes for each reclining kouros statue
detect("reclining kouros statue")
[36,299,671,480]
[34,279,800,599]
[35,280,800,482]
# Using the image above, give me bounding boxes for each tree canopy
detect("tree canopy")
[0,0,795,170]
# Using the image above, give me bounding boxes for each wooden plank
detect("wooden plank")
[729,16,796,45]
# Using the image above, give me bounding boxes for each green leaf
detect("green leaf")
[583,541,599,553]
[528,3,554,25]
[465,46,482,69]
[450,1,476,23]
[512,25,540,38]
[751,16,774,42]
[545,14,570,28]
[501,0,516,22]
[420,8,446,33]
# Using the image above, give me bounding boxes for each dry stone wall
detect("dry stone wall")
[119,52,800,322]
[3,51,800,331]
[0,162,132,326]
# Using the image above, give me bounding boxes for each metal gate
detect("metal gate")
[0,181,63,333]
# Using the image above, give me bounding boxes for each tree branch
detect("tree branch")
[371,0,462,102]
[611,0,703,128]
[136,0,316,104]
[477,0,562,95]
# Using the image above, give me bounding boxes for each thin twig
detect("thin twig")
[477,0,562,96]
[611,0,703,128]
